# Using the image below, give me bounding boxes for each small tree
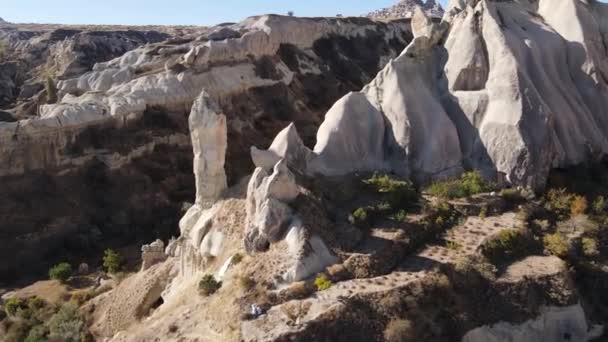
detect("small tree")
[49,262,72,283]
[199,274,222,296]
[103,249,122,274]
[287,11,294,17]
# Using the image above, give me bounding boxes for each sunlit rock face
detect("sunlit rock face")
[0,15,411,282]
[256,0,608,190]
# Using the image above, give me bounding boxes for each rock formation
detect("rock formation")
[256,0,608,190]
[368,0,445,20]
[0,15,410,281]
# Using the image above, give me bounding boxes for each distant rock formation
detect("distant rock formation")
[367,0,445,20]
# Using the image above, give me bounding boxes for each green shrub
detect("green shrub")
[314,274,332,291]
[231,253,244,265]
[384,319,415,342]
[428,171,492,199]
[350,207,369,227]
[364,173,417,208]
[103,249,122,274]
[198,274,222,296]
[48,302,85,342]
[582,237,599,258]
[446,240,462,251]
[49,262,72,283]
[391,210,408,223]
[5,297,24,316]
[543,233,570,258]
[592,196,606,215]
[482,229,528,263]
[25,325,47,342]
[544,188,574,221]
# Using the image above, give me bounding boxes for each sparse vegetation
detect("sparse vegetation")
[103,249,122,274]
[446,240,462,251]
[314,274,332,291]
[543,233,570,258]
[350,207,369,227]
[49,262,72,283]
[199,274,222,296]
[544,188,575,221]
[232,253,244,265]
[481,229,529,263]
[5,297,24,317]
[284,281,311,299]
[384,319,415,342]
[570,195,588,217]
[582,237,599,257]
[391,210,408,223]
[427,171,493,199]
[48,302,86,342]
[592,196,605,216]
[238,276,255,291]
[364,173,417,209]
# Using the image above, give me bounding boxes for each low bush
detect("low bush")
[231,253,244,265]
[350,207,369,227]
[582,237,599,258]
[285,281,311,299]
[391,210,408,223]
[364,173,417,208]
[543,233,570,258]
[103,249,122,274]
[314,274,332,291]
[481,229,529,263]
[570,195,588,217]
[49,262,72,283]
[446,240,462,251]
[427,171,493,199]
[544,188,575,221]
[384,319,415,342]
[238,276,255,292]
[48,302,85,342]
[199,274,222,296]
[24,325,47,342]
[592,196,606,216]
[4,297,24,316]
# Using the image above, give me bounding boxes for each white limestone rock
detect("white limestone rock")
[283,221,338,283]
[141,239,167,271]
[244,160,300,252]
[463,304,603,342]
[189,90,227,208]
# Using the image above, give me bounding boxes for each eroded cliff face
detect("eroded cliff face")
[255,0,608,190]
[0,15,411,283]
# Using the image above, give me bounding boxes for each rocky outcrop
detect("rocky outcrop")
[256,0,608,190]
[0,15,410,282]
[463,304,603,342]
[189,90,227,208]
[368,0,445,20]
[141,239,167,271]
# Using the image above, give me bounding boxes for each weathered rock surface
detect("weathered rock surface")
[368,0,445,20]
[0,15,410,282]
[256,0,608,190]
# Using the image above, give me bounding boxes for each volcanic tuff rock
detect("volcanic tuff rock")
[0,15,411,282]
[257,0,608,190]
[367,0,445,19]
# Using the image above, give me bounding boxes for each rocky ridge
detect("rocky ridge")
[0,15,410,283]
[368,0,445,19]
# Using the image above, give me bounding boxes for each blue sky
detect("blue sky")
[3,0,449,26]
